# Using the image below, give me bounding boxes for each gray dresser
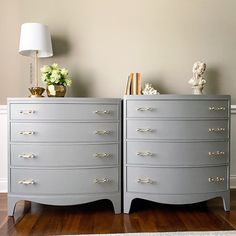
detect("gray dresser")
[123,95,230,213]
[8,98,121,216]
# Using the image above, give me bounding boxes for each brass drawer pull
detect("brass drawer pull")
[18,153,36,159]
[94,130,111,135]
[18,179,36,185]
[137,178,154,184]
[208,176,225,183]
[136,152,153,157]
[94,178,111,183]
[18,131,35,135]
[136,128,153,132]
[136,107,153,111]
[208,151,225,158]
[209,107,226,111]
[93,153,112,158]
[208,128,225,132]
[94,110,111,114]
[19,110,35,115]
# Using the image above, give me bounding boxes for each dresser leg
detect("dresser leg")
[110,197,121,214]
[222,192,230,211]
[8,198,17,216]
[123,197,133,214]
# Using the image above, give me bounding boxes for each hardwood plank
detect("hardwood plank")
[0,192,236,236]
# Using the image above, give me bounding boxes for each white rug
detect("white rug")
[63,232,236,236]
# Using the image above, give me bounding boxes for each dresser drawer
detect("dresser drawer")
[127,141,229,166]
[11,168,118,194]
[127,166,228,194]
[11,143,119,167]
[127,100,228,118]
[10,103,119,121]
[127,120,229,140]
[11,122,119,142]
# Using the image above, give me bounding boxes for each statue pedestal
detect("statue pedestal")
[192,85,204,95]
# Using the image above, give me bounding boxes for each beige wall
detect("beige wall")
[1,0,236,104]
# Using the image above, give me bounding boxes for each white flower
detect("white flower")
[65,78,72,87]
[41,65,51,73]
[61,68,69,76]
[51,63,58,69]
[41,73,48,82]
[41,63,72,87]
[51,70,61,80]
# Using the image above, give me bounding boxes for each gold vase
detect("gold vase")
[46,85,66,97]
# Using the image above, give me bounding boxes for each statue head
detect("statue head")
[192,61,206,76]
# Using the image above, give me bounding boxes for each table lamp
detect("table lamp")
[19,23,53,97]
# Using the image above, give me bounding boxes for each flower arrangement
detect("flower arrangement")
[41,63,72,87]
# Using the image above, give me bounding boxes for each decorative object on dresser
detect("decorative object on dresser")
[41,63,72,97]
[125,72,142,95]
[142,83,160,95]
[7,97,121,216]
[123,95,230,213]
[19,23,53,97]
[188,61,207,95]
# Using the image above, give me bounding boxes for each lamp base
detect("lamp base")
[28,87,45,97]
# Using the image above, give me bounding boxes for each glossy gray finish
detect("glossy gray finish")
[10,103,119,121]
[127,141,229,166]
[11,122,119,142]
[127,166,228,194]
[124,95,230,213]
[11,168,118,194]
[127,120,229,140]
[127,100,228,118]
[8,98,122,215]
[11,143,119,167]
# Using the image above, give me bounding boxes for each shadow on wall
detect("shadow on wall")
[143,77,169,94]
[51,35,71,56]
[205,68,220,95]
[69,72,94,97]
[51,35,93,97]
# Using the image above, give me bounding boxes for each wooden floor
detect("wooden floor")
[0,192,236,236]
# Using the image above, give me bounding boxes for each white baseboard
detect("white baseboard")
[0,178,7,193]
[0,105,7,193]
[230,175,236,189]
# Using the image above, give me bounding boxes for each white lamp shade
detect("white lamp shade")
[19,23,53,58]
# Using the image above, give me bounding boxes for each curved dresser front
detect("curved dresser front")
[8,97,121,216]
[123,95,230,213]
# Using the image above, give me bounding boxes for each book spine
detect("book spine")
[136,72,142,95]
[125,75,129,95]
[125,72,142,95]
[131,73,136,95]
[125,73,132,95]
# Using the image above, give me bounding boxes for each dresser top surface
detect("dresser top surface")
[7,97,121,104]
[124,95,230,101]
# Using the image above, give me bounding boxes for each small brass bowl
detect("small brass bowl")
[29,87,45,97]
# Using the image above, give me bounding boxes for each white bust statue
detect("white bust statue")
[188,61,206,94]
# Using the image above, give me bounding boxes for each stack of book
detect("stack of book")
[125,72,142,95]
